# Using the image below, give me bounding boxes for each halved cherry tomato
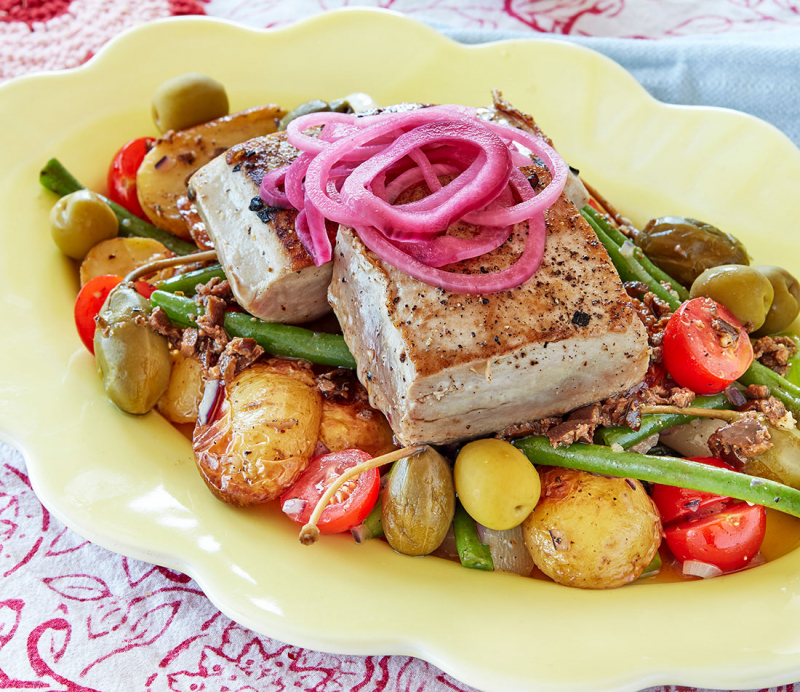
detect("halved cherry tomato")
[651,457,733,524]
[107,137,153,220]
[280,449,379,535]
[664,502,766,572]
[74,274,155,353]
[662,297,753,395]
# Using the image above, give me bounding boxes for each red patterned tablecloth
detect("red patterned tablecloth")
[3,2,800,690]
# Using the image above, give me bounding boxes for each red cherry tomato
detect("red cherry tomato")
[280,449,379,535]
[664,502,766,572]
[651,457,733,524]
[107,137,153,220]
[74,274,155,353]
[662,297,753,394]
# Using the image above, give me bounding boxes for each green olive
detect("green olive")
[278,99,330,131]
[382,447,455,556]
[636,216,749,287]
[690,265,774,332]
[329,92,378,114]
[94,283,172,414]
[50,190,118,260]
[454,439,541,530]
[753,266,800,336]
[152,73,229,133]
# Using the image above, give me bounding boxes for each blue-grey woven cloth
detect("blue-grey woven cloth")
[438,27,800,149]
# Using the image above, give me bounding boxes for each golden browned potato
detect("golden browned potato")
[137,104,286,239]
[522,468,662,589]
[316,369,396,457]
[193,359,321,507]
[79,237,173,286]
[157,351,205,424]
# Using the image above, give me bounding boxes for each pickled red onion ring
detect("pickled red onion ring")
[261,105,568,292]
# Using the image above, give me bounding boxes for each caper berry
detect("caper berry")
[382,447,455,556]
[94,283,172,414]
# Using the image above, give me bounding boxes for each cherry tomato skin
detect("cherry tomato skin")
[74,275,155,353]
[664,502,766,572]
[280,449,379,535]
[651,457,733,524]
[107,137,153,219]
[662,297,754,395]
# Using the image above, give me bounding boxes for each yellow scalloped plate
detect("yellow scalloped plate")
[2,10,800,692]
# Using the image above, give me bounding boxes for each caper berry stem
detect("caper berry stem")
[157,264,227,295]
[514,436,800,518]
[40,158,197,256]
[580,208,681,310]
[453,503,494,571]
[150,291,357,368]
[299,445,427,545]
[739,361,800,420]
[599,394,731,449]
[124,250,217,283]
[640,405,743,422]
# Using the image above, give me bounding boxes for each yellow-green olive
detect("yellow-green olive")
[94,283,171,415]
[636,216,749,286]
[382,447,455,556]
[152,73,229,133]
[454,439,541,530]
[690,264,774,332]
[753,265,800,336]
[278,99,330,132]
[50,190,118,260]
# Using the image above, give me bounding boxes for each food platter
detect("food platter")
[2,9,800,691]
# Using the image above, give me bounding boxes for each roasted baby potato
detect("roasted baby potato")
[522,468,662,589]
[157,351,205,424]
[317,369,396,457]
[193,358,321,507]
[137,104,286,239]
[79,237,173,286]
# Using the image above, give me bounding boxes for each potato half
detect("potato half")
[137,104,286,239]
[193,358,321,506]
[522,468,662,589]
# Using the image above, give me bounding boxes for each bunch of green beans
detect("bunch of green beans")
[515,436,800,519]
[151,290,356,369]
[40,158,197,256]
[580,206,685,311]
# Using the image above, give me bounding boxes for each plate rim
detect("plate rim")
[3,10,800,692]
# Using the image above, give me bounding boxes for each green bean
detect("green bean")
[582,206,689,301]
[739,361,800,420]
[514,436,800,518]
[599,393,730,449]
[39,158,197,256]
[351,500,384,543]
[157,265,227,296]
[453,502,494,571]
[778,334,800,389]
[150,290,357,369]
[581,209,681,311]
[638,551,662,580]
